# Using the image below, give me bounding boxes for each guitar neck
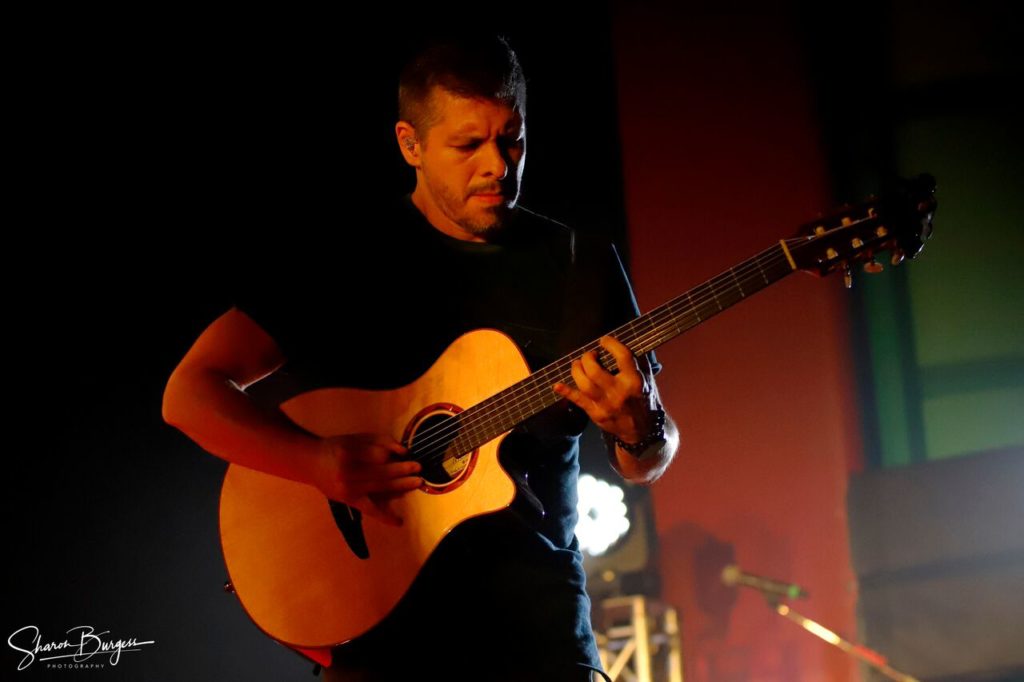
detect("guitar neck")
[447,241,799,454]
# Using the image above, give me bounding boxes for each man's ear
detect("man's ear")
[395,121,420,167]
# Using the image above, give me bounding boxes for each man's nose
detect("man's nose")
[481,140,509,179]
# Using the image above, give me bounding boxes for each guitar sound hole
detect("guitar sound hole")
[410,411,471,488]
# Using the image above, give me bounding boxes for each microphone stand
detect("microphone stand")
[765,595,920,682]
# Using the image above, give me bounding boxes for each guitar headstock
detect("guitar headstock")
[787,174,937,286]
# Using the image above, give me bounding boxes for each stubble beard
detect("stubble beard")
[432,179,516,241]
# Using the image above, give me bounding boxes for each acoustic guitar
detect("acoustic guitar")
[219,174,937,658]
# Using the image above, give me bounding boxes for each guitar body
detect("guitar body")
[219,328,525,649]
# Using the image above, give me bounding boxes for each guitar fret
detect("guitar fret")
[755,257,770,285]
[730,268,745,297]
[687,291,701,322]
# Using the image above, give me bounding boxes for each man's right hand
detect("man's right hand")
[163,308,424,527]
[309,433,423,527]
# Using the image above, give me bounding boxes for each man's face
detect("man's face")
[412,87,526,240]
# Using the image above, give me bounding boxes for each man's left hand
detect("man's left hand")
[552,335,658,444]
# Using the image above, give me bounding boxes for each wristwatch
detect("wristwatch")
[603,402,667,458]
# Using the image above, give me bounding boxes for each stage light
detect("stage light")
[576,474,631,557]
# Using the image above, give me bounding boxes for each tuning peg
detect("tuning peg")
[890,249,905,266]
[843,264,853,289]
[863,260,884,274]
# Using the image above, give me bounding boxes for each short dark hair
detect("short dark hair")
[398,34,526,139]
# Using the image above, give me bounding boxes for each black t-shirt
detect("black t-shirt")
[232,193,660,680]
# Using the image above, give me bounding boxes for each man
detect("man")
[163,35,678,681]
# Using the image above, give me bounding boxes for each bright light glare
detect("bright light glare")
[576,474,631,556]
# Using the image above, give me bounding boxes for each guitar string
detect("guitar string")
[408,243,797,467]
[411,195,899,469]
[408,242,804,469]
[412,198,899,470]
[404,206,888,465]
[405,241,801,469]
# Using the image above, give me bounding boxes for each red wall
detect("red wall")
[611,5,862,680]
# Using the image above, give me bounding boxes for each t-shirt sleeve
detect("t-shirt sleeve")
[228,272,297,361]
[605,241,663,377]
